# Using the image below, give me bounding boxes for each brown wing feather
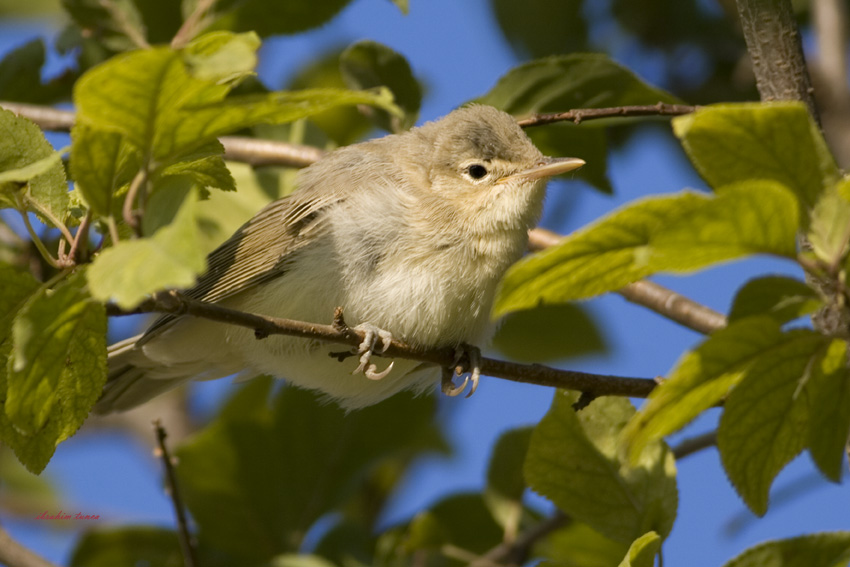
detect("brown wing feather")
[138,189,341,342]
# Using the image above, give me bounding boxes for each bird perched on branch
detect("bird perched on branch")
[96,105,584,413]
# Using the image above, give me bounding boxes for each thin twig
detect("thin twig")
[471,511,570,567]
[517,103,700,128]
[59,210,92,268]
[672,431,718,460]
[18,209,59,268]
[171,0,217,48]
[107,291,659,399]
[106,215,121,244]
[123,169,148,236]
[0,523,60,567]
[24,196,76,245]
[153,420,198,567]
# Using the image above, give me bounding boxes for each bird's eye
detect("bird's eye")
[467,164,488,180]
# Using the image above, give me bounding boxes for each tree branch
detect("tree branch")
[0,523,60,567]
[671,431,718,459]
[107,291,659,399]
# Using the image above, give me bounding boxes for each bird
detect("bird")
[94,104,584,413]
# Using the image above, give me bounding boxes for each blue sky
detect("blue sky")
[1,0,848,564]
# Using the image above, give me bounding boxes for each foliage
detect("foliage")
[0,1,849,566]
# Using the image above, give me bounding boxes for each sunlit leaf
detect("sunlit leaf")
[87,188,206,309]
[621,318,821,466]
[617,532,660,567]
[728,276,820,324]
[0,108,68,221]
[673,102,839,209]
[805,339,850,482]
[718,329,826,515]
[495,182,799,317]
[721,531,850,567]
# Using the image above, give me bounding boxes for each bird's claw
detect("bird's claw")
[442,344,482,398]
[353,324,394,380]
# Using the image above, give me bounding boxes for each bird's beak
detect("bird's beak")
[498,156,585,184]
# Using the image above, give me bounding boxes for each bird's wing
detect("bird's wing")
[138,186,341,343]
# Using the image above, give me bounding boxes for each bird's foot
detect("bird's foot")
[441,343,482,398]
[352,323,395,380]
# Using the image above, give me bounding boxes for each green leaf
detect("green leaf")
[487,427,533,502]
[176,383,444,562]
[62,0,148,52]
[2,270,106,473]
[492,303,606,362]
[405,494,504,555]
[534,522,629,567]
[6,270,106,432]
[0,445,60,517]
[525,392,677,544]
[70,527,182,567]
[718,329,826,515]
[0,108,69,220]
[0,263,40,340]
[729,276,821,324]
[485,427,532,530]
[87,188,206,309]
[721,531,850,567]
[210,0,354,36]
[808,181,850,265]
[70,124,136,216]
[340,40,422,131]
[76,41,400,166]
[495,182,799,317]
[673,102,839,209]
[478,54,678,117]
[74,44,233,160]
[158,141,236,193]
[182,31,260,84]
[174,88,400,158]
[0,150,65,185]
[617,532,661,567]
[621,318,819,464]
[492,0,588,58]
[286,50,374,146]
[0,38,72,103]
[806,339,850,482]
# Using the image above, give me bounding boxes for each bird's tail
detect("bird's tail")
[93,334,193,414]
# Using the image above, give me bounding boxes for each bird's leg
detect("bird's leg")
[441,343,482,398]
[352,323,394,380]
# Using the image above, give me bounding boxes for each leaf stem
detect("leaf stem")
[123,169,148,237]
[23,196,75,244]
[19,209,58,268]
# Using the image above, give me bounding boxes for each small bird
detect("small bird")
[95,105,584,413]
